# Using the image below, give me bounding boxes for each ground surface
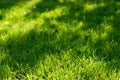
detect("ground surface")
[0,0,120,80]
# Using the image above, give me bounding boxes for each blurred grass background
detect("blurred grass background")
[0,0,120,79]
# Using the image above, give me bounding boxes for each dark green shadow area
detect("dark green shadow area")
[0,0,24,9]
[0,29,54,78]
[33,0,60,13]
[0,15,2,20]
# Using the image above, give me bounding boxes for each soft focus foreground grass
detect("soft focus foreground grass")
[0,0,120,79]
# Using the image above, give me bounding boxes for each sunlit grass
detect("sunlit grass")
[84,3,97,12]
[0,0,120,80]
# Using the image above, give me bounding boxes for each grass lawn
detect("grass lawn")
[0,0,120,79]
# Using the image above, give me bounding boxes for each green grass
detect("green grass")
[0,0,120,79]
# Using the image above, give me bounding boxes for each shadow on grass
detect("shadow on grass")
[0,28,56,78]
[0,0,26,9]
